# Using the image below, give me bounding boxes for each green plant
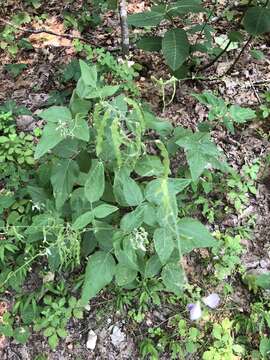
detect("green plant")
[0,110,38,191]
[202,318,244,360]
[0,12,33,56]
[74,42,140,95]
[20,59,227,308]
[212,231,244,281]
[33,295,83,349]
[169,316,201,358]
[259,91,270,119]
[127,1,270,75]
[0,311,30,344]
[194,91,256,133]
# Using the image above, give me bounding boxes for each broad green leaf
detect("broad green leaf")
[143,203,157,227]
[93,204,118,218]
[85,85,120,99]
[229,105,256,123]
[135,155,164,177]
[76,78,92,99]
[144,255,162,278]
[154,228,175,264]
[137,36,162,51]
[162,29,190,71]
[178,217,217,254]
[186,150,209,181]
[81,251,116,305]
[128,11,164,27]
[115,264,137,286]
[144,111,173,136]
[79,60,97,87]
[228,31,244,43]
[176,132,221,181]
[145,178,190,205]
[72,211,93,230]
[243,7,270,35]
[167,0,205,16]
[162,262,185,295]
[71,114,90,141]
[84,161,105,203]
[39,106,72,123]
[50,159,79,209]
[34,123,64,159]
[120,205,145,232]
[114,235,139,270]
[123,177,143,206]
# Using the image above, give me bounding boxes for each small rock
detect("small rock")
[16,115,36,131]
[86,330,97,350]
[110,325,125,347]
[260,259,270,269]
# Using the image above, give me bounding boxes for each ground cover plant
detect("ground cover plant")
[0,0,270,359]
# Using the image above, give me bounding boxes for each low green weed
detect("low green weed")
[194,91,256,134]
[33,295,83,349]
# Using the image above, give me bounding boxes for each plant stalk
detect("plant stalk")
[119,0,129,57]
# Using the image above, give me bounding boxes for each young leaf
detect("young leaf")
[120,205,145,232]
[39,106,72,123]
[178,217,218,254]
[135,155,164,177]
[229,105,256,123]
[34,123,65,159]
[115,264,137,286]
[50,159,79,209]
[93,204,118,218]
[84,161,105,203]
[162,29,190,71]
[81,251,116,305]
[144,255,162,278]
[154,228,175,264]
[123,177,144,206]
[71,114,90,141]
[84,85,120,99]
[243,7,270,35]
[72,211,94,230]
[162,262,185,295]
[79,60,97,88]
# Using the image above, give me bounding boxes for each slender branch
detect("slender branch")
[198,39,232,71]
[225,35,253,75]
[198,0,253,72]
[0,18,96,45]
[119,0,129,56]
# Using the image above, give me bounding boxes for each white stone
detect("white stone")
[110,325,125,347]
[86,330,97,350]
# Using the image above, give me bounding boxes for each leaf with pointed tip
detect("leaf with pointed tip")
[81,251,116,305]
[162,29,190,71]
[84,161,105,203]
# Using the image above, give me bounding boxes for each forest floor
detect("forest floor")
[0,1,270,359]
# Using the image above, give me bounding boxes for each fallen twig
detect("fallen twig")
[0,18,96,46]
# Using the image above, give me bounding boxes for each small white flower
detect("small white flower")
[187,302,202,321]
[202,293,220,309]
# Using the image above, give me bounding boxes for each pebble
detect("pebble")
[86,330,97,350]
[110,326,125,347]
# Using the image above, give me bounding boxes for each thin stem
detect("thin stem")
[198,0,253,72]
[225,35,253,75]
[0,18,96,45]
[119,0,129,56]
